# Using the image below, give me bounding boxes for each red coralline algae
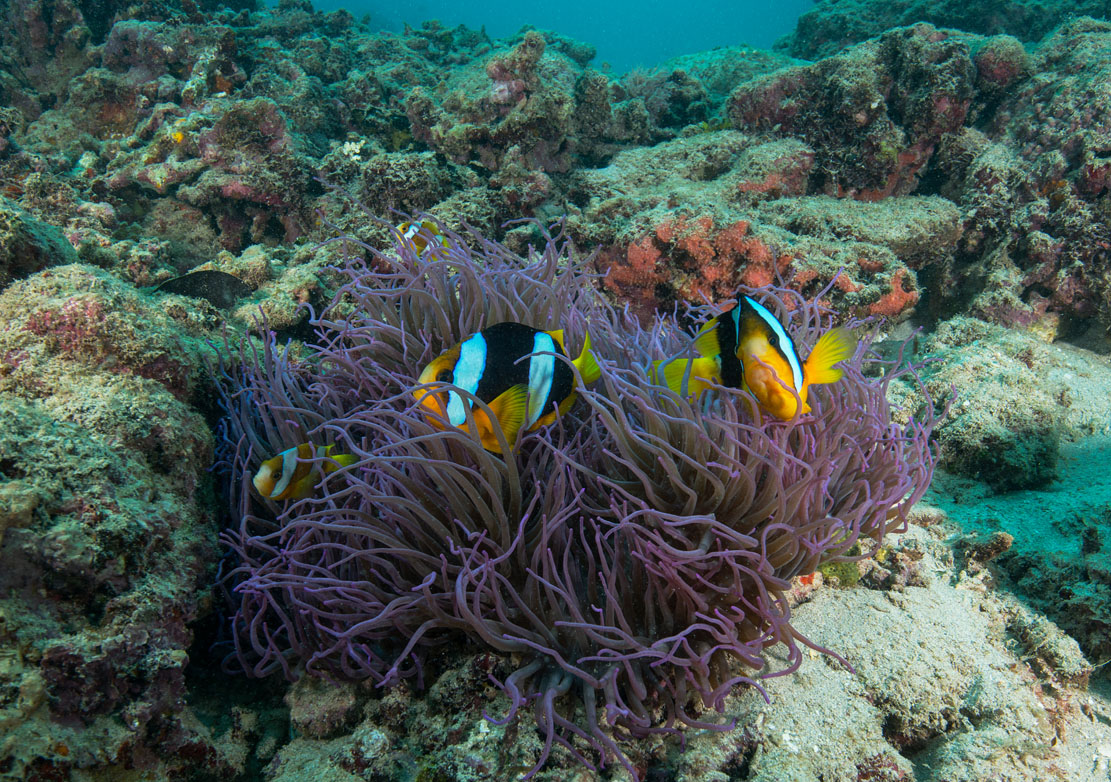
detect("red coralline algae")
[868,268,919,318]
[600,237,667,321]
[605,216,799,318]
[24,296,112,354]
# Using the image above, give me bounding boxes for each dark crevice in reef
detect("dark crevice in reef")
[185,602,291,781]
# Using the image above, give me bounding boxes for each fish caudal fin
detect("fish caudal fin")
[484,384,528,451]
[652,356,720,398]
[574,332,602,385]
[321,446,357,473]
[803,326,857,386]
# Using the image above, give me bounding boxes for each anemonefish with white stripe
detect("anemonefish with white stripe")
[252,443,357,501]
[414,322,602,453]
[653,295,857,420]
[394,219,449,255]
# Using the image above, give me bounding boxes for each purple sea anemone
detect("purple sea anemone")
[217,218,938,776]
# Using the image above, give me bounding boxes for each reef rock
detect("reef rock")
[904,316,1111,490]
[0,197,79,288]
[779,0,1110,59]
[0,264,230,779]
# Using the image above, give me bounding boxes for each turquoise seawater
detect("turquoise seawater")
[308,0,813,72]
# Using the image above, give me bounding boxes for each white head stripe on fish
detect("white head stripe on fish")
[746,296,803,392]
[448,332,487,425]
[526,332,556,426]
[270,446,300,499]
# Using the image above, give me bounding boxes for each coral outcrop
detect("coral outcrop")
[0,265,230,779]
[778,0,1111,59]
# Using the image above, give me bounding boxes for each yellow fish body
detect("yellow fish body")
[252,443,357,501]
[414,322,601,453]
[653,295,856,420]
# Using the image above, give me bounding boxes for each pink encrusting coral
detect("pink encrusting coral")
[217,221,938,775]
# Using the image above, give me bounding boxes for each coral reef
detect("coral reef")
[218,222,937,776]
[2,0,1111,777]
[778,0,1110,60]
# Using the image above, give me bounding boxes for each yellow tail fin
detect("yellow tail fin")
[574,332,602,385]
[651,356,720,398]
[803,326,856,386]
[321,446,357,473]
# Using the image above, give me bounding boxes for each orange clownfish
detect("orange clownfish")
[414,321,601,454]
[653,295,856,420]
[394,219,449,255]
[252,443,357,501]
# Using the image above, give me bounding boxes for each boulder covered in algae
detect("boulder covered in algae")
[892,316,1111,491]
[0,264,240,779]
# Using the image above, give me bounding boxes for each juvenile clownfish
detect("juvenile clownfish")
[414,321,602,454]
[252,443,357,501]
[653,295,857,420]
[394,219,449,255]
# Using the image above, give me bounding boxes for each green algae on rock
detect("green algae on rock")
[0,197,80,289]
[904,317,1111,491]
[0,261,235,778]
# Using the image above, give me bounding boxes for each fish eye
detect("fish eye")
[768,333,779,346]
[437,370,452,382]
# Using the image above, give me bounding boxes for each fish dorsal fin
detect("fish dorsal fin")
[545,329,566,352]
[692,317,722,357]
[486,384,528,449]
[573,331,601,385]
[804,326,857,386]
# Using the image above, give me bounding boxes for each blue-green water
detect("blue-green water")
[309,0,813,72]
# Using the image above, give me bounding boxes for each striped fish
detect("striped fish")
[653,295,856,420]
[252,443,356,501]
[414,321,601,453]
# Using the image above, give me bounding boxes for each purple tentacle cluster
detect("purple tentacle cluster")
[218,220,938,776]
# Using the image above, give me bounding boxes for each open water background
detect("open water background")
[306,0,814,73]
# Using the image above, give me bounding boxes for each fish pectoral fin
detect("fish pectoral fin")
[286,474,321,500]
[573,332,601,385]
[485,384,529,448]
[692,317,722,357]
[804,326,857,386]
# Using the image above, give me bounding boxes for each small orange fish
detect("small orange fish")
[394,219,449,255]
[653,295,856,420]
[252,443,356,501]
[414,322,601,453]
